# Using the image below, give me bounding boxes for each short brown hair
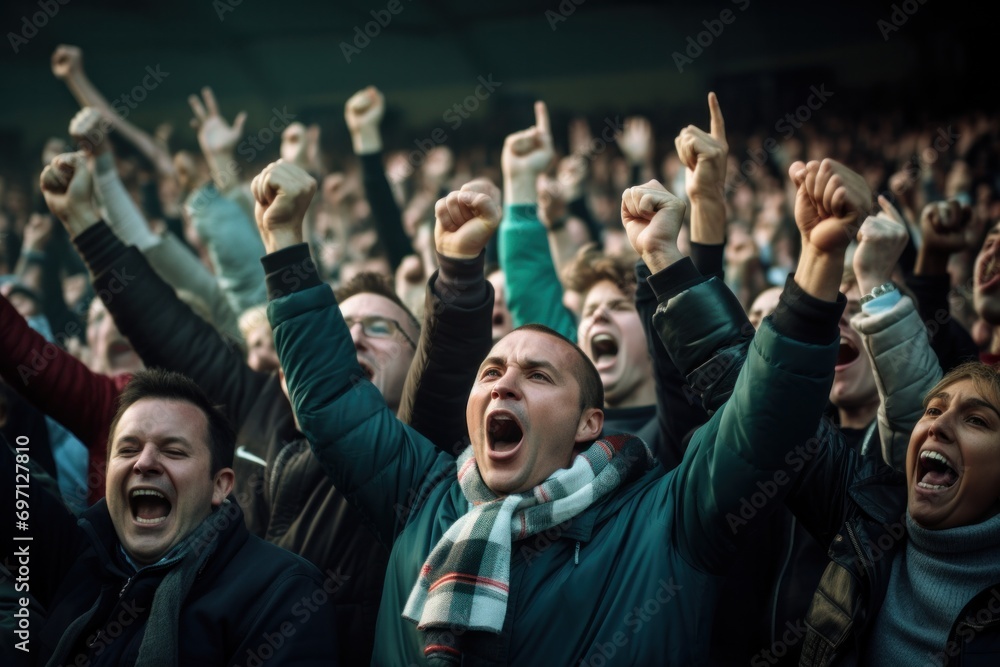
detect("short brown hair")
[562,244,636,300]
[924,362,1000,415]
[108,369,235,475]
[334,272,420,334]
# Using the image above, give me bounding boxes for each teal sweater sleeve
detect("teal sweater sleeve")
[185,183,267,315]
[498,203,577,341]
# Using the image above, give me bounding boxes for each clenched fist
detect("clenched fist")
[853,211,909,296]
[69,107,110,156]
[39,152,99,235]
[788,159,871,255]
[250,161,317,252]
[345,86,385,154]
[434,179,502,260]
[51,44,83,80]
[620,180,687,273]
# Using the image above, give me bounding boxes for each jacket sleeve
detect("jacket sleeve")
[265,244,447,547]
[498,203,577,340]
[658,273,841,575]
[634,260,711,469]
[360,152,412,272]
[185,183,268,315]
[904,272,978,371]
[397,252,493,455]
[0,293,121,463]
[73,223,272,430]
[142,232,243,344]
[851,293,942,471]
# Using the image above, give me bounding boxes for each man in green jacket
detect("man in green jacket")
[252,153,866,665]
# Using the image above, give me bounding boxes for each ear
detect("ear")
[575,407,604,444]
[212,467,236,506]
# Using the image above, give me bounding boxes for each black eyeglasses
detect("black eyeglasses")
[343,315,417,348]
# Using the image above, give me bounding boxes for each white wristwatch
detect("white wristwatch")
[859,281,897,305]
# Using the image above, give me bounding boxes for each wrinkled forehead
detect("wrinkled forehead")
[484,329,576,371]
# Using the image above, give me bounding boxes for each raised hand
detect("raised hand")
[69,107,109,156]
[501,101,555,204]
[675,92,727,202]
[853,210,909,296]
[189,87,247,157]
[537,174,567,231]
[51,44,83,80]
[434,179,502,260]
[22,214,54,253]
[556,155,587,202]
[39,152,100,235]
[250,161,317,252]
[344,86,385,154]
[788,159,871,254]
[920,199,975,255]
[619,116,654,166]
[281,122,310,167]
[620,180,687,272]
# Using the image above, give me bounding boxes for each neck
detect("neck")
[838,400,879,430]
[604,376,656,410]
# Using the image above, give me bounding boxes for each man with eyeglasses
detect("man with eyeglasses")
[38,150,434,666]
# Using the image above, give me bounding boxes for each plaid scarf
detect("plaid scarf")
[402,433,653,665]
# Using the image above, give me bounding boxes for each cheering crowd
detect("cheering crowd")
[2,42,1000,666]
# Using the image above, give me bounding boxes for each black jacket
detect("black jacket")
[0,440,338,666]
[75,223,386,665]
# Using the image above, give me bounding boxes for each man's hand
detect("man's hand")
[434,179,501,260]
[51,44,83,81]
[345,86,385,154]
[914,198,975,275]
[189,87,247,158]
[251,161,317,253]
[620,180,687,273]
[280,122,310,168]
[788,159,871,300]
[501,101,554,205]
[537,174,568,231]
[69,107,109,156]
[676,92,728,243]
[853,211,909,296]
[619,116,653,166]
[556,155,587,202]
[676,92,727,203]
[39,152,100,236]
[789,159,871,254]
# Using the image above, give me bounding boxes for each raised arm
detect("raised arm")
[51,45,175,179]
[851,209,942,471]
[498,102,577,339]
[630,159,867,573]
[255,161,446,546]
[399,179,500,453]
[345,86,414,271]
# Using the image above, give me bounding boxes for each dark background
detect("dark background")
[0,0,992,177]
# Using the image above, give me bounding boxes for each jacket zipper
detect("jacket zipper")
[845,523,871,578]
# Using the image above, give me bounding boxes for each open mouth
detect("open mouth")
[486,411,524,459]
[979,255,1000,291]
[108,340,134,360]
[129,488,172,526]
[835,337,860,370]
[590,333,619,370]
[916,449,960,491]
